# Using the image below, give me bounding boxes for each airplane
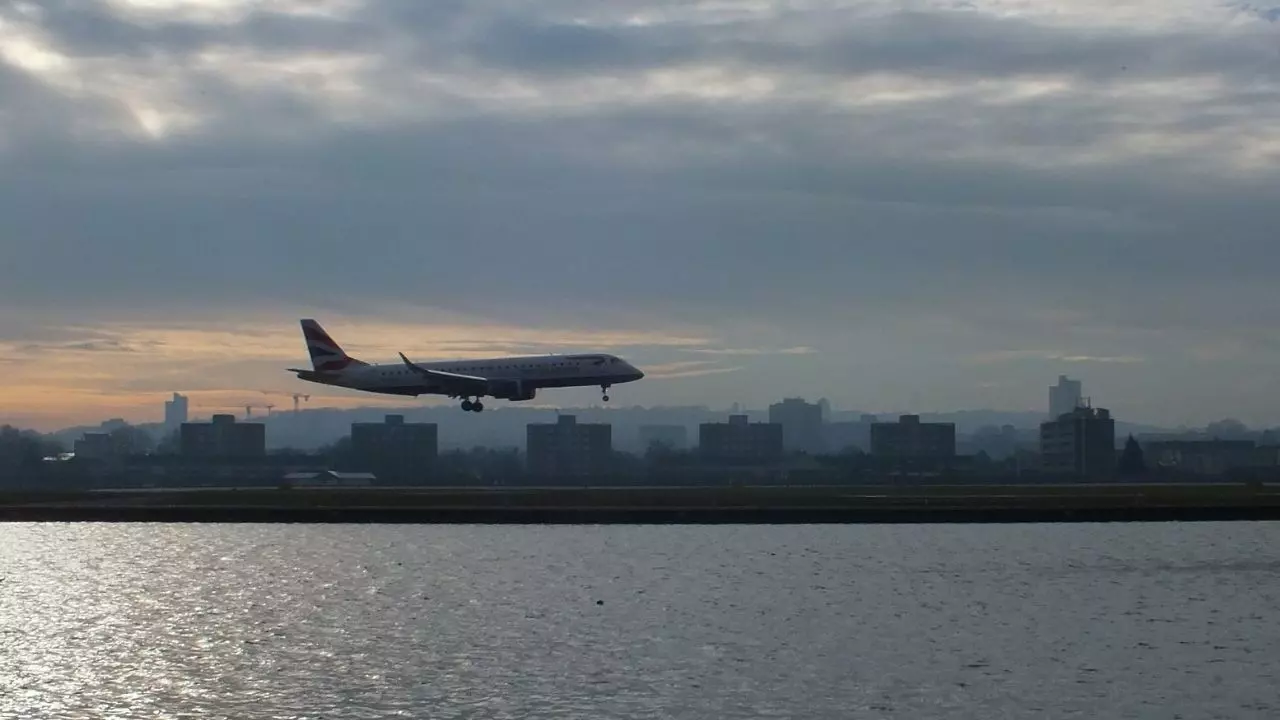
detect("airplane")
[287,319,645,412]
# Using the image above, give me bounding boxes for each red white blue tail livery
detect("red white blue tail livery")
[301,318,368,372]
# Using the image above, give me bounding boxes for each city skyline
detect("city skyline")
[13,376,1269,447]
[3,2,1279,429]
[2,312,1278,432]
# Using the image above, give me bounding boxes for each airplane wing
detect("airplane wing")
[398,353,490,394]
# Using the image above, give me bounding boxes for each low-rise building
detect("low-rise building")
[1142,439,1259,476]
[350,414,438,481]
[699,415,784,465]
[871,415,956,460]
[527,415,613,477]
[180,415,266,459]
[73,433,117,461]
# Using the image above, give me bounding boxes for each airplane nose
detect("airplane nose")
[631,364,645,381]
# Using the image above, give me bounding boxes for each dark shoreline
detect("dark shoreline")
[4,506,1279,524]
[4,483,1279,523]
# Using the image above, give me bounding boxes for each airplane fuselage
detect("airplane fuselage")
[296,353,643,398]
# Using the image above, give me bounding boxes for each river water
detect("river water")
[2,522,1278,719]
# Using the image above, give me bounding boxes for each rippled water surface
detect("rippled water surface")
[2,522,1279,719]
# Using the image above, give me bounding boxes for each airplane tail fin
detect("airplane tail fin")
[300,319,367,372]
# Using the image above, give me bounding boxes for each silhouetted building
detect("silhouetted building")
[1040,406,1115,477]
[350,414,437,480]
[871,415,956,460]
[163,393,189,435]
[73,433,115,461]
[639,424,688,451]
[699,415,784,464]
[180,414,266,459]
[527,415,612,477]
[768,398,825,454]
[1049,375,1083,420]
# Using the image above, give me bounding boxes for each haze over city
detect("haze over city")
[3,0,1279,431]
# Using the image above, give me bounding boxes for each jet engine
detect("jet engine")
[488,380,536,401]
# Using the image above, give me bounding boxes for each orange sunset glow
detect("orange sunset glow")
[0,314,727,431]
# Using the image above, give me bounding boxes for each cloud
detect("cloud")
[969,350,1147,365]
[641,361,744,380]
[15,338,151,354]
[684,346,817,357]
[2,0,1280,428]
[1228,3,1280,22]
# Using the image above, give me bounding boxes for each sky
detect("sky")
[2,0,1279,431]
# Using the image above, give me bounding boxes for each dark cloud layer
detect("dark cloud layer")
[23,1,1280,83]
[3,0,1280,422]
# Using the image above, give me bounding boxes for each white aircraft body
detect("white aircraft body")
[288,319,645,412]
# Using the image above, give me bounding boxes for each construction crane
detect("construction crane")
[261,390,311,413]
[242,403,275,419]
[192,402,276,421]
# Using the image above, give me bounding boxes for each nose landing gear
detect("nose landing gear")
[601,384,611,403]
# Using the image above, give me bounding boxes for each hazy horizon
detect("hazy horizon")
[18,391,1231,438]
[4,1,1279,430]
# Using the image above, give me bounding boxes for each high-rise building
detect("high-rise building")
[1040,406,1115,477]
[350,414,438,481]
[768,397,826,454]
[1049,375,1083,420]
[527,415,613,477]
[699,415,784,464]
[180,414,266,459]
[163,393,189,436]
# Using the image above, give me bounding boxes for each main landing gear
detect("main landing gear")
[601,384,611,402]
[460,398,485,412]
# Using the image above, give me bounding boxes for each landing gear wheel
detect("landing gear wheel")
[461,400,474,412]
[602,394,610,402]
[473,400,484,412]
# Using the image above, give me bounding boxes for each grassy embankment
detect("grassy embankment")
[2,482,1278,523]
